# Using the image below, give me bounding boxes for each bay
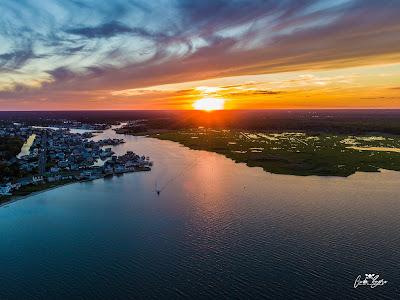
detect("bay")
[1,127,399,299]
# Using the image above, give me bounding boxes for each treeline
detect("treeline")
[0,137,24,183]
[118,110,400,135]
[2,110,400,135]
[0,137,23,160]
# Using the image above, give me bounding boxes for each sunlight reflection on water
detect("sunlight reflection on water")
[1,126,400,299]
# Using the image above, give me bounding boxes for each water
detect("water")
[1,127,400,299]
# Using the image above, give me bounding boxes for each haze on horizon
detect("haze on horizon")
[0,0,399,111]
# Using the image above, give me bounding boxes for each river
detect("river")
[1,126,399,299]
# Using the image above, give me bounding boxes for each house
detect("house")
[32,175,44,184]
[0,184,12,196]
[114,164,125,174]
[81,170,93,178]
[80,170,100,180]
[12,183,21,190]
[56,152,65,160]
[17,177,33,186]
[58,160,69,168]
[20,163,33,172]
[47,175,62,182]
[103,165,113,174]
[125,161,138,168]
[50,166,60,173]
[70,164,79,171]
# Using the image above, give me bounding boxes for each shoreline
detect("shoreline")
[0,180,77,207]
[0,167,152,208]
[123,130,399,177]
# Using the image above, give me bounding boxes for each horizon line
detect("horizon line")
[2,108,400,112]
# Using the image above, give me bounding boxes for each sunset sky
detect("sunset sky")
[0,0,399,110]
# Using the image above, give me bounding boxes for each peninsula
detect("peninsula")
[0,122,152,202]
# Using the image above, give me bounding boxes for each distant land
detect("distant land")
[2,109,400,134]
[112,110,400,176]
[2,110,399,178]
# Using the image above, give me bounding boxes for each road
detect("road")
[39,132,47,175]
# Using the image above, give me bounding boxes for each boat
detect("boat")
[155,181,161,196]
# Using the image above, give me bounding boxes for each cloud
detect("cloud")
[227,90,284,96]
[66,21,154,39]
[0,48,46,71]
[47,67,76,81]
[0,0,400,108]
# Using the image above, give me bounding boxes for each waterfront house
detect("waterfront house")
[32,176,44,184]
[48,175,62,182]
[0,184,12,196]
[20,163,34,172]
[12,182,21,190]
[103,165,114,174]
[114,164,125,174]
[80,170,100,180]
[17,177,33,186]
[125,161,138,168]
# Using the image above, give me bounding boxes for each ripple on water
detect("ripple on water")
[1,128,400,299]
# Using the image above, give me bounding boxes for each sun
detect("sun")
[193,97,225,111]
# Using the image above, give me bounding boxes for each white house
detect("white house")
[0,184,12,196]
[32,175,44,184]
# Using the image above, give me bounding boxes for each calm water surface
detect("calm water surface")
[1,127,399,299]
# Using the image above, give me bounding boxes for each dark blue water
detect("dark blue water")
[1,128,399,299]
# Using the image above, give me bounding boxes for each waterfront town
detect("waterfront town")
[0,122,152,199]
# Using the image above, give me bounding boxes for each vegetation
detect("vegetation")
[149,129,400,177]
[115,110,400,135]
[0,137,24,182]
[0,137,23,160]
[3,110,400,135]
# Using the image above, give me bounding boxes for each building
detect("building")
[17,177,33,186]
[50,166,60,173]
[32,176,44,184]
[0,184,12,196]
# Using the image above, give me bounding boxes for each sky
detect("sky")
[0,0,399,110]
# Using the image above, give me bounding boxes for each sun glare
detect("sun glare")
[193,97,225,111]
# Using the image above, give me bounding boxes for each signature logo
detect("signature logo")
[354,274,388,288]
